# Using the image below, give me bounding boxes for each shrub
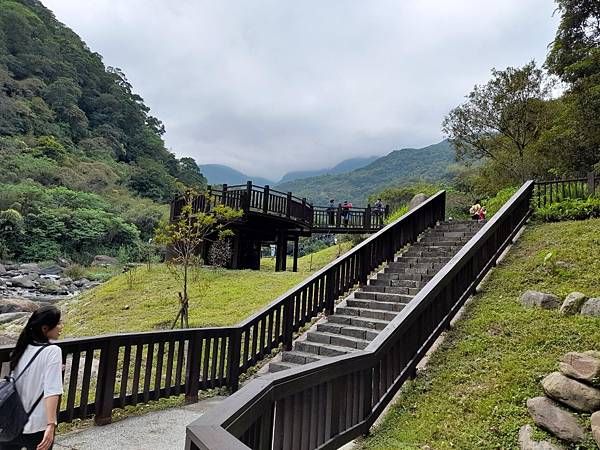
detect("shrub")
[63,264,85,280]
[485,186,519,217]
[534,196,600,222]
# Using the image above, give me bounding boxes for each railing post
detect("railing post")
[263,185,270,213]
[588,172,596,197]
[359,245,369,285]
[245,181,252,213]
[227,328,242,392]
[325,268,336,314]
[336,205,342,228]
[282,297,294,350]
[365,204,371,229]
[185,333,202,404]
[286,192,292,218]
[94,339,119,425]
[301,198,307,223]
[221,184,228,206]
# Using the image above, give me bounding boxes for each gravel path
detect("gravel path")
[54,397,225,450]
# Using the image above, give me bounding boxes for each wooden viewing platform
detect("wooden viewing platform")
[169,182,390,271]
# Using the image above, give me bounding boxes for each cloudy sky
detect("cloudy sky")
[44,0,559,179]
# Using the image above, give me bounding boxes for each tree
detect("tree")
[154,190,243,328]
[442,62,553,183]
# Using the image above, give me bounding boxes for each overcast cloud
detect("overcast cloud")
[43,0,559,179]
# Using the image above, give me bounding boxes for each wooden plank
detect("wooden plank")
[119,344,131,407]
[154,341,165,400]
[79,348,94,418]
[131,344,143,405]
[66,349,80,421]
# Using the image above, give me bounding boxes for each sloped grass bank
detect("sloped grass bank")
[63,242,352,336]
[361,219,600,449]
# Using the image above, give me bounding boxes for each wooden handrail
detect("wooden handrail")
[0,191,444,427]
[185,182,534,450]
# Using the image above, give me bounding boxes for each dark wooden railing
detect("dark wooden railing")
[170,182,314,228]
[185,181,534,450]
[311,205,390,232]
[170,182,391,233]
[0,191,444,426]
[534,172,598,208]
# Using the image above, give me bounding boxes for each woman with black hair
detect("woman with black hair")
[2,306,63,450]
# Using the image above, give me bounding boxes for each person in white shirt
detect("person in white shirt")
[2,306,63,450]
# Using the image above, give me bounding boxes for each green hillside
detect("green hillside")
[274,141,455,205]
[0,0,206,262]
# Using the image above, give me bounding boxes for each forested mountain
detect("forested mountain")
[199,164,274,186]
[277,156,378,184]
[0,0,206,262]
[275,141,455,205]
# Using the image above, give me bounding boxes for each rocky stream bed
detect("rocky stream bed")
[0,261,103,345]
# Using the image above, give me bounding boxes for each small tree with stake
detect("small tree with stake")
[154,190,242,328]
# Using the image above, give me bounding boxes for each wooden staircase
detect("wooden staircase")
[268,220,486,373]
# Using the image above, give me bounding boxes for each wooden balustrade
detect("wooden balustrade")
[185,182,533,450]
[0,191,443,427]
[534,172,598,208]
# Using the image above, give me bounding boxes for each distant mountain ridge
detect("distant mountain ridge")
[278,156,378,184]
[274,141,455,205]
[199,155,379,186]
[198,164,275,186]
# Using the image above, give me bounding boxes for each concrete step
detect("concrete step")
[335,306,398,321]
[370,278,424,289]
[327,314,390,330]
[362,285,411,295]
[316,322,379,340]
[269,361,301,372]
[397,256,452,264]
[295,340,352,357]
[353,291,414,303]
[347,298,407,312]
[306,331,370,349]
[282,351,323,365]
[385,265,443,276]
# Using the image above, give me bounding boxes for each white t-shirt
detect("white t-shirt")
[12,344,63,434]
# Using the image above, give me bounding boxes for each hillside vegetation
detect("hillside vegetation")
[275,141,454,205]
[0,0,206,262]
[362,219,600,449]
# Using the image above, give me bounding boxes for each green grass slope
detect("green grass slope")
[63,242,352,336]
[274,141,455,205]
[362,219,600,449]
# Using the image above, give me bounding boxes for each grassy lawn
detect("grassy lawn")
[63,242,352,337]
[361,219,600,450]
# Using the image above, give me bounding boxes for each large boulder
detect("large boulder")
[91,255,118,267]
[19,263,40,273]
[0,312,29,324]
[10,275,37,289]
[39,280,68,295]
[518,425,563,450]
[559,352,600,384]
[0,298,39,314]
[408,193,429,211]
[520,291,560,310]
[542,372,600,412]
[592,411,600,448]
[559,292,587,316]
[40,265,64,276]
[580,298,600,317]
[526,397,584,443]
[0,263,6,275]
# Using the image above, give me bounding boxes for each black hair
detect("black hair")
[475,199,481,204]
[10,305,61,371]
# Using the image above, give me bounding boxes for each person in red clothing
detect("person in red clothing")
[341,200,353,226]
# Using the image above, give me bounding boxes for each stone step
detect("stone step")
[269,361,301,372]
[402,249,453,258]
[390,272,434,282]
[353,291,414,303]
[316,322,379,340]
[335,306,398,321]
[370,278,424,289]
[398,256,452,264]
[363,285,421,296]
[385,265,443,275]
[282,350,323,365]
[295,340,352,357]
[347,298,407,312]
[327,314,390,330]
[306,331,370,349]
